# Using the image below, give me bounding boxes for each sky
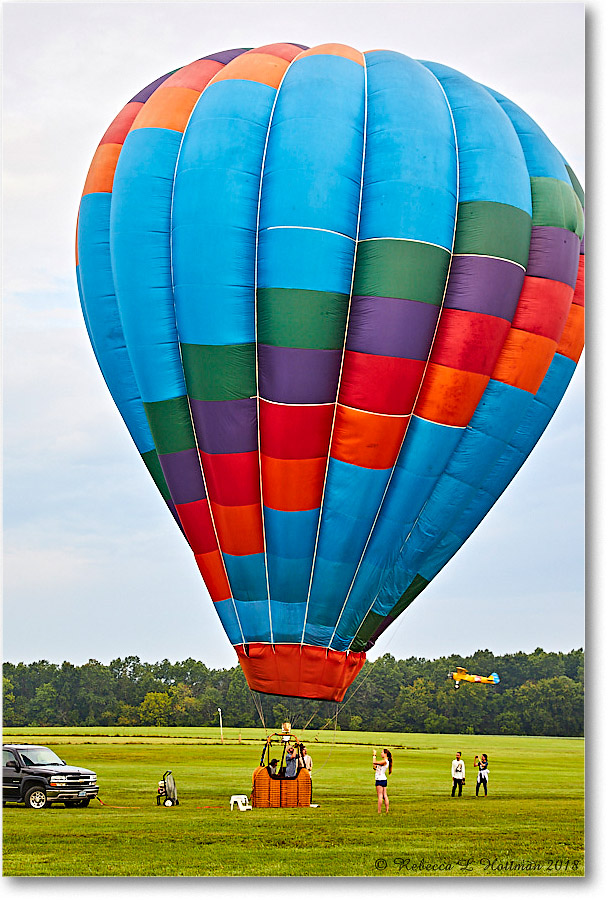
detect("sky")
[2,1,592,675]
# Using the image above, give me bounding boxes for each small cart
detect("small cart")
[157,770,179,806]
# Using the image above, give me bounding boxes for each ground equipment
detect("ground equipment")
[156,770,179,806]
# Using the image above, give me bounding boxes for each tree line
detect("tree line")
[3,647,583,736]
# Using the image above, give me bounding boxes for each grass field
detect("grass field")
[2,726,584,877]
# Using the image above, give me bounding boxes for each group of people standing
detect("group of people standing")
[451,751,489,797]
[371,747,490,811]
[267,744,313,778]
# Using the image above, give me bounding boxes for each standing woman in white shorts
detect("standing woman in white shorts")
[372,748,393,814]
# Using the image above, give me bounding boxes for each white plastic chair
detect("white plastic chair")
[230,794,252,811]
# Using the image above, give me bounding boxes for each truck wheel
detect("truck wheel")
[24,786,48,809]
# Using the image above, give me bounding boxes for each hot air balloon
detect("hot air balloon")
[76,42,584,702]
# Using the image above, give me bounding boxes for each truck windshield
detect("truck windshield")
[19,748,64,766]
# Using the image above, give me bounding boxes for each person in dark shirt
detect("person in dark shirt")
[474,753,489,796]
[285,746,298,778]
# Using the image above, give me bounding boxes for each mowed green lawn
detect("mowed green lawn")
[2,727,584,877]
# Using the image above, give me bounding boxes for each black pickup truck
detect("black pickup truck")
[3,744,99,809]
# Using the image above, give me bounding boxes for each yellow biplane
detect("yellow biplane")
[448,667,500,690]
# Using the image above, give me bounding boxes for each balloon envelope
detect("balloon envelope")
[76,43,584,700]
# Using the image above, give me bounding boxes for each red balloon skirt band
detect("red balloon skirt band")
[236,644,366,701]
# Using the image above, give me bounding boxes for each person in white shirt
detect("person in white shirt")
[372,748,393,814]
[301,746,313,773]
[451,751,465,797]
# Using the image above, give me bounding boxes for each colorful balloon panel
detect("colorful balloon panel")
[76,43,584,701]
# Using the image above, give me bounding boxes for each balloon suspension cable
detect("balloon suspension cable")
[248,687,267,732]
[341,592,418,707]
[305,658,403,774]
[305,702,340,774]
[247,686,320,737]
[301,709,318,732]
[309,632,405,741]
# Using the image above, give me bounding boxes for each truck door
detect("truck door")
[3,749,22,802]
